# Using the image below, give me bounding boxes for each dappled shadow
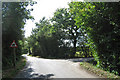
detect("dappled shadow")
[29,73,54,79]
[15,60,34,78]
[15,56,54,79]
[67,58,94,62]
[14,73,54,80]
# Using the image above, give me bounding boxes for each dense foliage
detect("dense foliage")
[27,2,120,76]
[27,17,70,58]
[27,10,92,58]
[3,1,119,76]
[69,2,120,75]
[2,2,35,68]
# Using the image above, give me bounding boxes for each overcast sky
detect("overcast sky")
[24,0,76,38]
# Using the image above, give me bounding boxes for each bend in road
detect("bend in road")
[16,54,99,78]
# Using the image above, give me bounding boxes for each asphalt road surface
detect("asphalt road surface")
[16,54,99,79]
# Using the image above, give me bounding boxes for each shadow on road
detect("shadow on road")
[67,58,94,62]
[15,57,54,79]
[29,73,54,79]
[14,73,54,79]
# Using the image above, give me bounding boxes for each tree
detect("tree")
[51,8,83,57]
[69,2,120,75]
[2,2,36,68]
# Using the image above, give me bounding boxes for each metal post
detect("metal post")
[13,48,16,68]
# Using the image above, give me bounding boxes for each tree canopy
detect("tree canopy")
[2,2,36,68]
[2,1,120,76]
[27,2,120,76]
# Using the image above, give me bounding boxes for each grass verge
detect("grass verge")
[80,62,120,78]
[2,56,26,78]
[28,54,41,58]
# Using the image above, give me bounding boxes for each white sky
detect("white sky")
[24,0,73,38]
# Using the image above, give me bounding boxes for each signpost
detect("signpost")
[10,40,18,68]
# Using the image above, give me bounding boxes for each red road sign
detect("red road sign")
[10,40,18,48]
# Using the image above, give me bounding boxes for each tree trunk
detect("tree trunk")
[28,47,32,55]
[72,39,77,58]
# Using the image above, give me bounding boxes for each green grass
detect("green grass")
[28,54,33,57]
[2,56,26,78]
[80,62,120,78]
[28,54,41,58]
